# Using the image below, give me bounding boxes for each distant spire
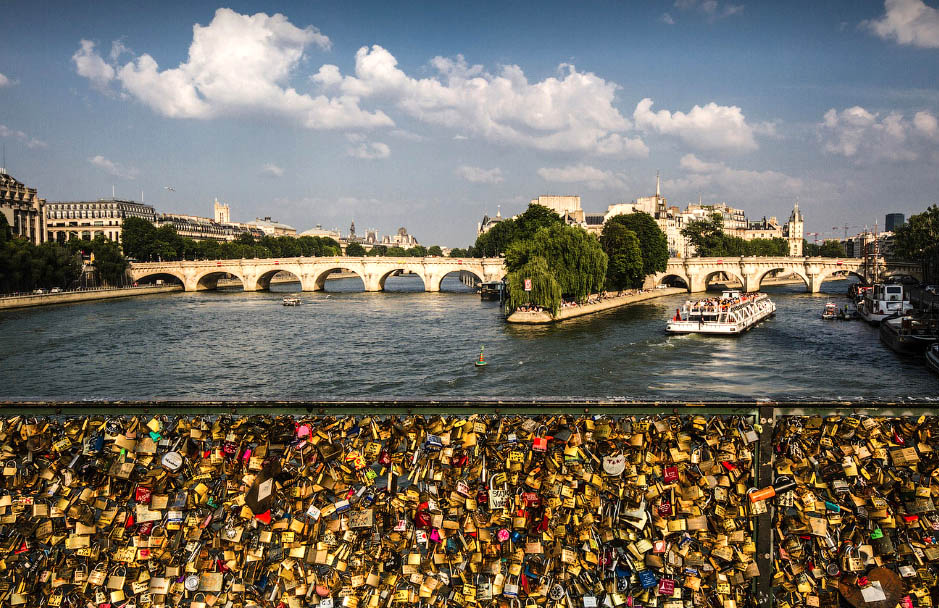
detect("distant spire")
[656,171,660,197]
[496,205,501,218]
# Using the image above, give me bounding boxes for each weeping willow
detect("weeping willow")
[505,224,608,315]
[506,255,563,315]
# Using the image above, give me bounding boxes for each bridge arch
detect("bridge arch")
[193,269,247,291]
[699,268,746,291]
[254,268,302,291]
[657,274,690,290]
[753,266,810,292]
[435,269,484,292]
[312,267,367,291]
[134,271,185,287]
[377,267,428,291]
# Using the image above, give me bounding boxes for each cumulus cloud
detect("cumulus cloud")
[865,0,939,48]
[89,155,138,179]
[661,13,676,24]
[346,141,390,159]
[818,105,939,162]
[633,98,760,151]
[666,153,804,198]
[74,9,391,129]
[0,124,47,149]
[537,164,626,190]
[673,0,744,22]
[260,163,285,177]
[72,40,115,90]
[0,73,11,87]
[314,46,647,157]
[455,165,504,184]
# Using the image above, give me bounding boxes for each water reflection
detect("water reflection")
[0,276,935,400]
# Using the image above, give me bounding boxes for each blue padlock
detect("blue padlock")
[638,569,658,589]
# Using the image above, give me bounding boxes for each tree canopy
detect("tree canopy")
[604,212,668,277]
[505,223,607,310]
[427,245,443,257]
[681,213,789,257]
[0,214,83,293]
[803,239,845,257]
[345,242,366,257]
[472,204,564,257]
[600,222,644,290]
[893,204,939,281]
[121,219,341,261]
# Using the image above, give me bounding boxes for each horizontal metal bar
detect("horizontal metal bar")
[0,399,934,416]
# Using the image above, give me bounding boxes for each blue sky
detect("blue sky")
[2,0,939,246]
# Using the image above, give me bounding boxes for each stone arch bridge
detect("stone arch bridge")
[129,257,506,292]
[651,257,922,293]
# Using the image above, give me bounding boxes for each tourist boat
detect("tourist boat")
[926,343,939,375]
[282,296,301,306]
[879,313,939,355]
[665,290,776,335]
[857,283,914,324]
[478,281,505,301]
[822,302,838,320]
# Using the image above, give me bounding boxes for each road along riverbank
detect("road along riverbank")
[0,285,183,310]
[506,287,687,324]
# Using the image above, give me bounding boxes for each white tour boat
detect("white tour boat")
[666,290,776,335]
[857,283,913,324]
[282,296,302,306]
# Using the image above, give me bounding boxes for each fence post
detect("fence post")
[754,404,775,608]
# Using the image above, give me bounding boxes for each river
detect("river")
[1,274,935,400]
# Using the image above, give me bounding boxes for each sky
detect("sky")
[2,0,939,247]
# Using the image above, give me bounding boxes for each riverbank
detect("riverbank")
[0,285,183,310]
[507,287,687,324]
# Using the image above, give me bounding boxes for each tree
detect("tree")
[345,242,366,257]
[448,247,467,258]
[367,245,388,257]
[473,219,516,257]
[818,240,845,257]
[89,236,128,286]
[600,222,644,290]
[606,212,668,276]
[681,213,726,257]
[428,245,443,257]
[514,204,564,241]
[505,255,562,315]
[505,224,606,306]
[894,204,939,281]
[386,246,406,257]
[121,217,158,261]
[406,245,428,257]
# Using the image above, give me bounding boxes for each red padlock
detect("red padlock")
[658,578,675,595]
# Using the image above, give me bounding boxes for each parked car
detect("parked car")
[50,287,63,293]
[33,288,48,294]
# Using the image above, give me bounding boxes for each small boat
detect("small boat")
[474,346,488,367]
[666,291,775,335]
[822,302,838,320]
[926,343,939,375]
[282,297,301,306]
[857,283,914,325]
[879,313,939,355]
[478,281,505,301]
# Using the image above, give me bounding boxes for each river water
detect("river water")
[1,275,936,401]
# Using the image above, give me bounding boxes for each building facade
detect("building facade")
[154,213,262,242]
[530,195,584,224]
[0,168,46,244]
[44,199,156,243]
[885,213,905,232]
[248,217,297,237]
[214,199,231,223]
[382,227,419,248]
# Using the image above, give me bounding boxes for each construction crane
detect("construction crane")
[806,232,821,245]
